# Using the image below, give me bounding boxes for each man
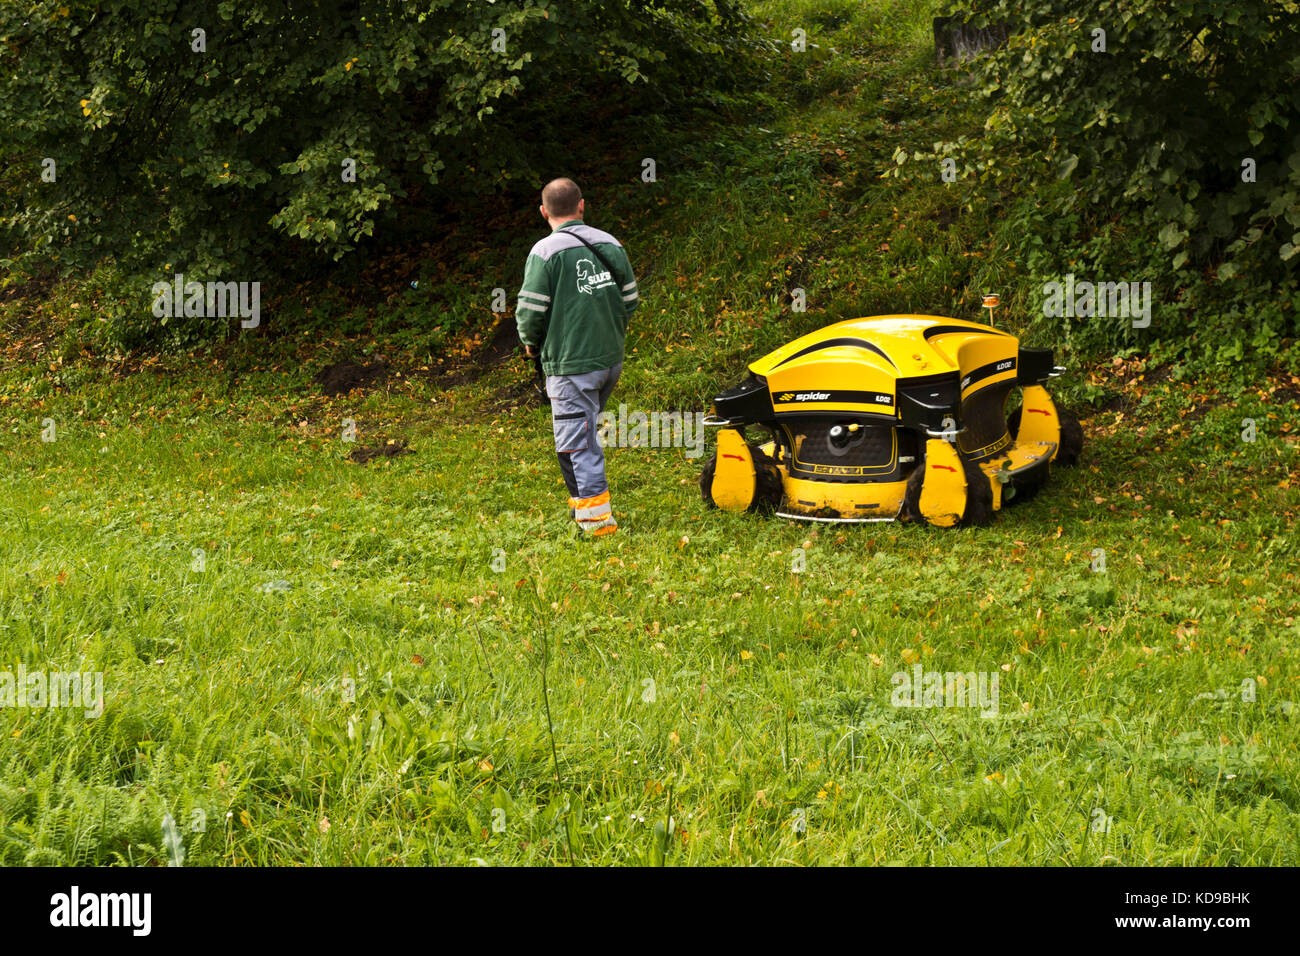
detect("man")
[516,178,638,537]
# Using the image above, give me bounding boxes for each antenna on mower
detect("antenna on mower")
[982,293,999,328]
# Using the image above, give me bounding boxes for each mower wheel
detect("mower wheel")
[1008,404,1084,467]
[959,452,994,525]
[902,447,994,527]
[700,444,784,513]
[1002,470,1047,506]
[1055,408,1083,466]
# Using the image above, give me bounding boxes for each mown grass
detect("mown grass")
[1,0,1297,866]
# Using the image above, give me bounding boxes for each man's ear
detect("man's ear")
[578,198,586,216]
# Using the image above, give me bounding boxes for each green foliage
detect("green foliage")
[0,0,764,345]
[896,0,1300,364]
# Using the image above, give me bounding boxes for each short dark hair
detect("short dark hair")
[541,178,582,217]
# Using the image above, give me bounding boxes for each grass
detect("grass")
[1,0,1297,866]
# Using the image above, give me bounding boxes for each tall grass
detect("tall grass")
[0,0,1296,865]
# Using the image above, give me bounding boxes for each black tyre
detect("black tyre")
[699,454,718,507]
[902,444,992,527]
[1056,407,1083,466]
[959,452,994,526]
[902,459,926,523]
[1007,403,1084,467]
[1001,470,1046,506]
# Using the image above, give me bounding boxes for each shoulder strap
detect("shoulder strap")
[563,226,619,279]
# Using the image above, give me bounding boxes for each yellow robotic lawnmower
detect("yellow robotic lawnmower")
[700,310,1082,526]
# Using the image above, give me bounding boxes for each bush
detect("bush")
[0,0,765,347]
[895,1,1300,367]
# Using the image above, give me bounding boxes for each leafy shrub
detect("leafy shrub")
[0,0,765,347]
[895,1,1300,366]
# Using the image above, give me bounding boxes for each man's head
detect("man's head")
[539,178,584,228]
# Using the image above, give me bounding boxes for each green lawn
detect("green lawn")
[1,0,1297,866]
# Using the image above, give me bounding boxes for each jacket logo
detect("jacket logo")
[576,258,613,295]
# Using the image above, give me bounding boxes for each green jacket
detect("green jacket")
[515,219,639,377]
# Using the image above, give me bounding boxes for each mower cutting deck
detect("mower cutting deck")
[700,314,1082,527]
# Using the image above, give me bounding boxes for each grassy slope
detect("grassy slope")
[0,0,1297,865]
